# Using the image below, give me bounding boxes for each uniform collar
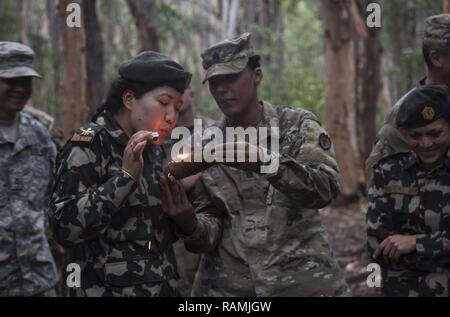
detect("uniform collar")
[97,111,130,147]
[217,100,279,130]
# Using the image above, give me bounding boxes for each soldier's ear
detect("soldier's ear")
[430,50,446,68]
[122,90,135,110]
[253,68,263,86]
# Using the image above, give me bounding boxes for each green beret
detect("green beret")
[396,84,450,128]
[119,51,191,93]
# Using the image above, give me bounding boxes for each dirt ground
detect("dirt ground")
[320,203,381,297]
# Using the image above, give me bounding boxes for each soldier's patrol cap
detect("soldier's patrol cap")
[0,41,41,79]
[396,84,450,128]
[119,51,191,94]
[201,32,258,84]
[423,14,450,47]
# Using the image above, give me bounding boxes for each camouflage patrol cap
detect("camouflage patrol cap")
[201,32,257,84]
[423,14,450,46]
[396,84,450,128]
[0,41,41,79]
[119,51,192,94]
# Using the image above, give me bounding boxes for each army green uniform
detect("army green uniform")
[367,151,450,296]
[48,112,179,297]
[180,101,350,297]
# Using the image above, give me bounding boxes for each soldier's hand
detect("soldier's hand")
[161,175,198,236]
[122,131,155,181]
[373,234,417,264]
[180,172,203,191]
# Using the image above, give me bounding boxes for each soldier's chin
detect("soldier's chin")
[6,100,27,112]
[418,152,441,166]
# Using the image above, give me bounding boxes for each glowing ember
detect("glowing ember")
[177,153,190,161]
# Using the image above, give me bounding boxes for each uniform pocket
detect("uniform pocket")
[104,258,164,287]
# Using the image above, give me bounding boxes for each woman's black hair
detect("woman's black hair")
[91,78,159,122]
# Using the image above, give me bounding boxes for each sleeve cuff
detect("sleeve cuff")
[175,221,203,242]
[416,233,431,258]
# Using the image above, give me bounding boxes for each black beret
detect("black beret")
[396,84,450,128]
[118,51,191,94]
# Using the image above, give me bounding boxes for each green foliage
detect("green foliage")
[0,0,21,41]
[259,0,325,121]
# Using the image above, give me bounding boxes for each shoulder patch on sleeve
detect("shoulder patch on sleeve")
[318,133,332,151]
[71,124,102,144]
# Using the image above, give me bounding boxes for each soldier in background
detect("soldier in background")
[0,41,58,296]
[162,87,205,296]
[161,33,350,296]
[366,14,450,185]
[367,84,450,296]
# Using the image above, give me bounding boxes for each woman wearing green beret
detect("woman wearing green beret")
[48,52,191,297]
[367,84,450,297]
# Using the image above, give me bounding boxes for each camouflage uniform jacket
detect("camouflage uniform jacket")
[181,101,349,297]
[0,112,58,296]
[48,112,179,297]
[367,151,450,297]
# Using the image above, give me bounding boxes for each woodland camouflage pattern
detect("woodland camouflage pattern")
[367,152,450,297]
[48,112,179,297]
[180,101,350,297]
[0,112,58,296]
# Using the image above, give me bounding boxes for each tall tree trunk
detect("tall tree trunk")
[319,0,382,202]
[444,0,450,13]
[59,0,88,140]
[20,0,31,45]
[227,0,240,38]
[46,0,61,50]
[126,0,160,52]
[46,0,62,116]
[83,0,104,118]
[355,1,382,167]
[243,0,257,36]
[272,0,284,71]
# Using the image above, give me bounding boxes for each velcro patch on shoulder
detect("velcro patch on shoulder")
[71,126,99,144]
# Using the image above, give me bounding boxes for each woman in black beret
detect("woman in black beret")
[48,51,192,297]
[367,84,450,296]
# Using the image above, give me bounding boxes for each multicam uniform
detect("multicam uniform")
[367,151,450,297]
[48,112,179,297]
[180,101,350,297]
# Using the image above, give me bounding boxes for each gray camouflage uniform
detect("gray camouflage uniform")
[0,41,58,296]
[0,111,58,296]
